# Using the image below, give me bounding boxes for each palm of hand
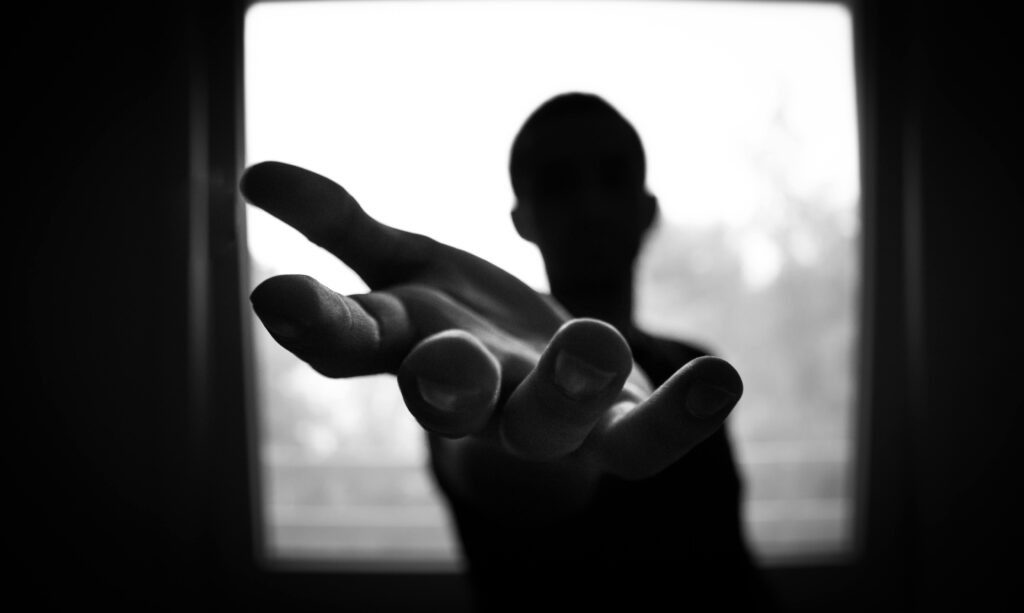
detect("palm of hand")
[242,161,740,519]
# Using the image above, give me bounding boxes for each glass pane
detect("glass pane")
[245,0,860,566]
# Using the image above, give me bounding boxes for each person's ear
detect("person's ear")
[639,192,658,233]
[512,202,538,243]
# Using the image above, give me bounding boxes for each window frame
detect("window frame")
[195,0,914,608]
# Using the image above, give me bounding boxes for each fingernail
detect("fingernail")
[553,350,617,400]
[417,378,464,412]
[687,380,740,419]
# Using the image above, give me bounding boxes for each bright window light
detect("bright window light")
[245,0,860,567]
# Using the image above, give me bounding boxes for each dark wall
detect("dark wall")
[10,1,1021,611]
[901,4,1022,610]
[12,2,203,609]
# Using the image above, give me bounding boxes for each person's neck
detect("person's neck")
[549,273,635,335]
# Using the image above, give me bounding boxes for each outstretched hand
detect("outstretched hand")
[241,161,742,517]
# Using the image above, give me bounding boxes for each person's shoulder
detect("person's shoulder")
[628,327,712,383]
[631,327,710,359]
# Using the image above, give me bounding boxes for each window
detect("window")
[245,0,860,568]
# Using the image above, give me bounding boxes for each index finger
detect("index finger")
[240,161,437,288]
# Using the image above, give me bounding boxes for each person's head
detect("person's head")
[509,93,657,289]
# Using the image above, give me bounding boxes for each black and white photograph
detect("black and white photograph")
[11,1,1021,611]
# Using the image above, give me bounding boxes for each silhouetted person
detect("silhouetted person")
[241,92,775,610]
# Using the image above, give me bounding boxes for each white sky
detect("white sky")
[244,0,858,294]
